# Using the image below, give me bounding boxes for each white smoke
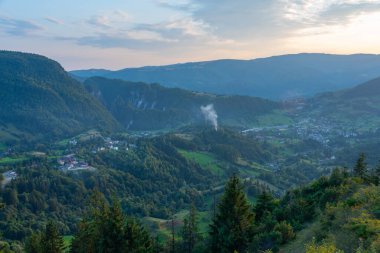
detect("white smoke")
[200,104,218,131]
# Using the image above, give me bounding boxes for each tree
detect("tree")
[273,221,295,244]
[40,221,65,253]
[25,233,43,253]
[305,239,343,253]
[181,203,200,253]
[98,200,126,252]
[254,191,277,223]
[25,222,64,253]
[209,175,254,253]
[354,153,367,179]
[3,189,18,206]
[70,192,154,253]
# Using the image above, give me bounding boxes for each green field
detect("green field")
[178,150,223,175]
[256,110,293,127]
[0,156,28,165]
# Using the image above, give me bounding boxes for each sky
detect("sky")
[1,0,380,70]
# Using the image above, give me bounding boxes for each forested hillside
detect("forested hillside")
[304,76,380,131]
[2,159,377,253]
[0,51,119,143]
[84,77,281,131]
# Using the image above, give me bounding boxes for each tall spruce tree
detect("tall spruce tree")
[254,191,277,223]
[354,153,367,178]
[70,192,153,253]
[209,175,254,253]
[40,221,65,253]
[181,203,200,253]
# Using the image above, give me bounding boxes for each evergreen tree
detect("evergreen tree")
[40,221,65,253]
[209,175,254,253]
[354,153,367,178]
[25,233,43,253]
[70,192,153,253]
[98,200,126,252]
[25,222,64,253]
[254,191,277,223]
[181,203,200,253]
[124,218,153,253]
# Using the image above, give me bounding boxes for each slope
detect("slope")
[306,76,380,129]
[84,77,284,131]
[0,51,119,143]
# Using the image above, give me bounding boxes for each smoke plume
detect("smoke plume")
[200,104,218,131]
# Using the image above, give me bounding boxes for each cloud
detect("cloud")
[154,0,379,45]
[59,29,177,50]
[65,12,231,50]
[282,0,380,25]
[0,16,43,36]
[86,11,131,30]
[45,17,64,25]
[87,15,112,29]
[156,0,200,12]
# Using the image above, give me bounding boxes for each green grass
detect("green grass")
[0,156,28,164]
[256,110,293,127]
[178,150,223,175]
[63,235,73,252]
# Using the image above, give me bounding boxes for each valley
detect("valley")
[0,51,380,252]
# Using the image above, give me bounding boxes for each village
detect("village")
[58,135,138,172]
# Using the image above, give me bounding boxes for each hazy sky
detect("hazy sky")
[1,0,380,70]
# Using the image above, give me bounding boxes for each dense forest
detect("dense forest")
[1,155,379,252]
[84,77,279,131]
[0,51,119,143]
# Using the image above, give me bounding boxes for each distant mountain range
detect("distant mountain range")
[0,51,119,142]
[71,53,380,100]
[2,51,380,142]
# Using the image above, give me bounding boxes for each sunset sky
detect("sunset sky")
[1,0,380,70]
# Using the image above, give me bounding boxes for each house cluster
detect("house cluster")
[69,139,78,146]
[91,137,137,154]
[1,170,17,187]
[294,118,359,145]
[57,154,95,172]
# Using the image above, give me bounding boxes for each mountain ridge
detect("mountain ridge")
[71,53,380,100]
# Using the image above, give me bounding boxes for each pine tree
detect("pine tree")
[124,218,153,253]
[354,153,367,178]
[40,221,65,253]
[98,200,126,252]
[70,192,154,253]
[209,175,254,253]
[181,203,200,253]
[254,191,277,223]
[25,233,43,253]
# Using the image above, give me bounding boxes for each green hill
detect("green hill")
[304,76,380,129]
[84,77,284,131]
[0,51,119,143]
